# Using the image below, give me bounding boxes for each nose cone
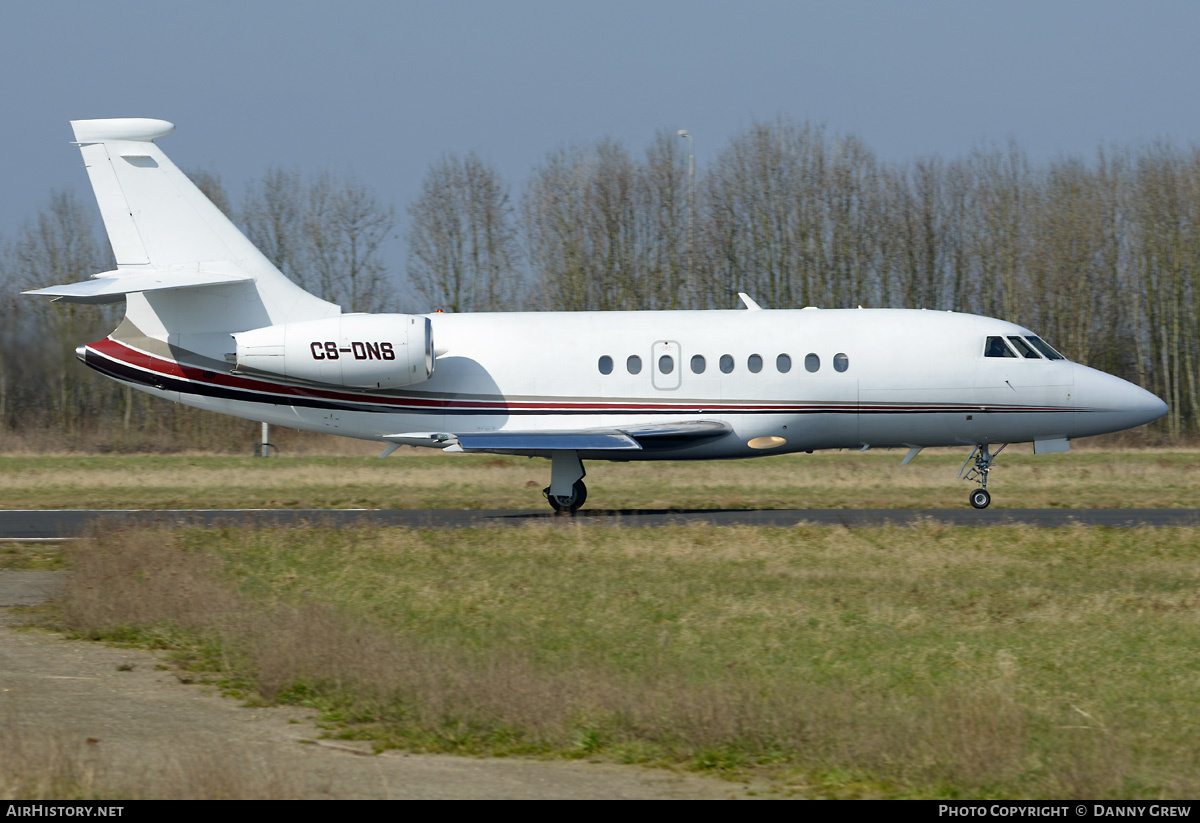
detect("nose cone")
[1072,365,1168,437]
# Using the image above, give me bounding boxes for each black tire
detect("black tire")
[969,488,991,509]
[546,480,587,514]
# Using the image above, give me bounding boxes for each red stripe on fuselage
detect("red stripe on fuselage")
[87,337,1077,415]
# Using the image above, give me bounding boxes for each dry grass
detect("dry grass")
[0,710,296,800]
[54,523,1200,798]
[0,722,101,800]
[1,446,1198,510]
[0,422,380,457]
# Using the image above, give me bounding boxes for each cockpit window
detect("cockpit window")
[1007,336,1041,359]
[1026,336,1065,360]
[984,336,1017,358]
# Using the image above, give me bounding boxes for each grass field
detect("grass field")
[1,446,1198,510]
[54,522,1200,798]
[10,445,1199,797]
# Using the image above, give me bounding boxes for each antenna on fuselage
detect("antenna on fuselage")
[738,293,763,311]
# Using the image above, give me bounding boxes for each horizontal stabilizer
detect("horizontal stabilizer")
[23,269,252,304]
[72,118,176,144]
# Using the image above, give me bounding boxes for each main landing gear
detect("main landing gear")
[959,444,1006,509]
[545,479,587,513]
[543,451,588,514]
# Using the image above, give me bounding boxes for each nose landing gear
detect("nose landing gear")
[960,444,1006,509]
[969,487,991,509]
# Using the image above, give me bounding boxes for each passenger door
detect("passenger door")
[651,340,681,390]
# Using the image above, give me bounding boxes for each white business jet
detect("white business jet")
[26,119,1168,512]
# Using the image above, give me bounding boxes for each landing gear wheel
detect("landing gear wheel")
[969,488,991,509]
[545,480,587,514]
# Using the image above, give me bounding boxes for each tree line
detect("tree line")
[1,118,1197,447]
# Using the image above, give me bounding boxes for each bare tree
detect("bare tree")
[186,169,233,218]
[302,172,396,313]
[1129,143,1200,437]
[242,169,398,312]
[637,129,690,308]
[406,152,521,312]
[241,167,305,280]
[704,120,806,308]
[523,139,643,311]
[884,156,953,310]
[818,134,880,307]
[0,191,116,431]
[963,142,1033,322]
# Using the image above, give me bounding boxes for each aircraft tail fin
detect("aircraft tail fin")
[27,119,338,334]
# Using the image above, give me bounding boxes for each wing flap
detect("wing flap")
[618,420,732,441]
[457,432,641,451]
[382,420,730,455]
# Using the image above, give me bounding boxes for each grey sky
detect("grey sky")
[3,0,1198,272]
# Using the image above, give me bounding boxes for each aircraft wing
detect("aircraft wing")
[382,420,731,454]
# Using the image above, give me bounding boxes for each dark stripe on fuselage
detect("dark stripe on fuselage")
[85,338,1080,418]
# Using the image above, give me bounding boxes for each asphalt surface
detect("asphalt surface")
[2,507,1199,538]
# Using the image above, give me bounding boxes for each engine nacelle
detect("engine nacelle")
[232,314,434,389]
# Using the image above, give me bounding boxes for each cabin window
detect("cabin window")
[658,354,675,375]
[748,354,763,373]
[776,353,792,373]
[1026,336,1065,360]
[691,354,706,374]
[834,353,849,372]
[627,355,642,374]
[598,355,613,375]
[719,354,735,374]
[1007,336,1040,359]
[985,336,1017,358]
[805,353,820,372]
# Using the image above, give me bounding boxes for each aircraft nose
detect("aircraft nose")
[1072,365,1168,437]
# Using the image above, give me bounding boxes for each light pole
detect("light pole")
[677,129,695,307]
